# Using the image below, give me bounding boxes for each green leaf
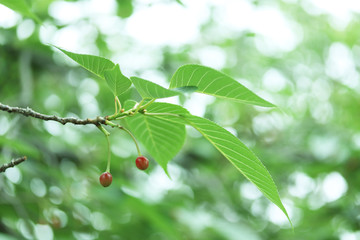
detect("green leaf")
[170,64,274,107]
[175,0,184,6]
[172,86,198,94]
[55,47,115,79]
[124,100,137,111]
[130,77,180,99]
[104,65,132,96]
[56,47,132,96]
[143,101,189,125]
[183,115,291,225]
[0,0,40,23]
[126,103,187,175]
[117,0,133,18]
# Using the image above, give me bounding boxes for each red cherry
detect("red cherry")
[135,156,149,170]
[99,172,112,187]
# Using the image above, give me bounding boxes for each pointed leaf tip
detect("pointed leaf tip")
[54,47,115,79]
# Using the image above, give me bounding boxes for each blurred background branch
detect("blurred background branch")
[0,156,27,173]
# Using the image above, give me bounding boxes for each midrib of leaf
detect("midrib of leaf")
[143,116,157,155]
[104,65,132,96]
[190,118,273,183]
[145,117,184,153]
[141,116,183,174]
[204,134,272,177]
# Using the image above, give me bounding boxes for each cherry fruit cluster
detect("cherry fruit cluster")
[99,156,149,187]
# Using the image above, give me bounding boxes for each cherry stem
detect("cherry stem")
[139,99,156,111]
[115,96,122,112]
[96,124,111,172]
[114,97,118,114]
[134,99,146,114]
[97,124,110,136]
[134,98,156,114]
[105,134,111,172]
[105,120,142,156]
[113,96,122,114]
[122,127,142,156]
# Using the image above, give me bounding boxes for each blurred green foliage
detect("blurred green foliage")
[1,0,360,239]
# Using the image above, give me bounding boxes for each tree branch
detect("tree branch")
[0,156,27,173]
[0,102,106,125]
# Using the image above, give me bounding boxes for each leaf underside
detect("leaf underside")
[170,64,274,107]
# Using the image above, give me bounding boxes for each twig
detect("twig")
[0,102,106,125]
[0,156,27,173]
